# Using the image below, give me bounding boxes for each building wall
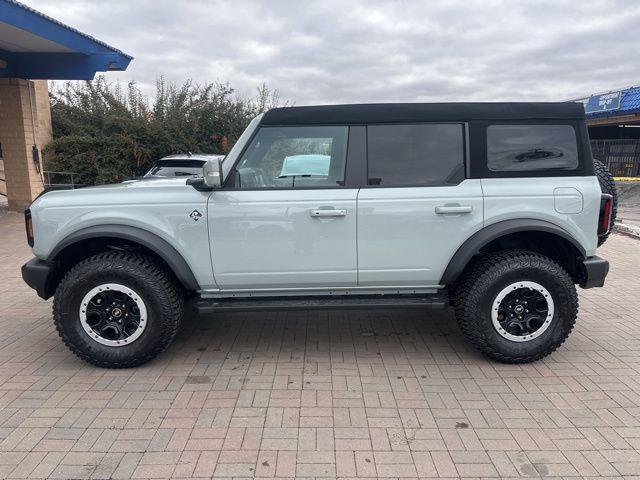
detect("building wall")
[0,79,52,210]
[0,158,5,197]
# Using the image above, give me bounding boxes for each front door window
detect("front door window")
[232,126,348,189]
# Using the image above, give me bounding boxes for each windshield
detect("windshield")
[144,159,205,177]
[222,114,264,180]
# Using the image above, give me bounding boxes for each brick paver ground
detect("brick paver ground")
[1,207,640,479]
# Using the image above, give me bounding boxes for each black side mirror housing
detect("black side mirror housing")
[186,177,211,191]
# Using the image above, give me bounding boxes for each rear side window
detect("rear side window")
[367,124,464,186]
[487,125,578,172]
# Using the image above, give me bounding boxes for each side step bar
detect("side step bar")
[194,294,449,314]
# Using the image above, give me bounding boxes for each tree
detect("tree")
[44,76,284,185]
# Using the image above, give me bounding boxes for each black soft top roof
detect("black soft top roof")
[261,102,585,125]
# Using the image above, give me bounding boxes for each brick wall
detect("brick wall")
[0,158,5,196]
[0,78,52,210]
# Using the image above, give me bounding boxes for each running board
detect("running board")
[194,294,449,314]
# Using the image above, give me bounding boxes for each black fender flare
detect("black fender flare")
[439,219,586,286]
[49,224,200,291]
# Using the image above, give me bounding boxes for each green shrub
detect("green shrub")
[44,76,283,185]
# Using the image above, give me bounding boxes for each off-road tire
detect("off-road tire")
[452,250,577,363]
[53,251,184,368]
[594,159,617,246]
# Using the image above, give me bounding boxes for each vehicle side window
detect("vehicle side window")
[233,126,348,189]
[487,125,579,172]
[367,124,465,186]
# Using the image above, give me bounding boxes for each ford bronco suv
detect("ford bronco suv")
[21,103,614,368]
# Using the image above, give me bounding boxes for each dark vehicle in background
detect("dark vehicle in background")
[143,154,224,178]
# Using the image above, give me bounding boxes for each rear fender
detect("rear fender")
[440,219,586,286]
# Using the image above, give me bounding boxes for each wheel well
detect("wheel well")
[50,237,192,293]
[478,231,583,282]
[440,220,588,287]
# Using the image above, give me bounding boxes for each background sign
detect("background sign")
[585,91,621,114]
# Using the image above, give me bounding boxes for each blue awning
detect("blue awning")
[0,0,132,80]
[584,86,640,119]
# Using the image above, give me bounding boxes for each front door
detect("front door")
[208,125,358,290]
[357,123,484,286]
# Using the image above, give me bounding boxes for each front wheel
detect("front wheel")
[53,251,184,368]
[452,250,578,363]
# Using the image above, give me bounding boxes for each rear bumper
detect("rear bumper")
[579,255,609,289]
[21,257,55,300]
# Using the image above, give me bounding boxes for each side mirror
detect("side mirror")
[187,158,224,191]
[203,158,223,188]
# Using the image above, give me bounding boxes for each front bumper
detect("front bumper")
[579,255,609,289]
[21,257,56,299]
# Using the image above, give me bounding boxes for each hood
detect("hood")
[31,176,195,209]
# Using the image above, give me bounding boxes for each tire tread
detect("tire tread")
[452,249,578,363]
[53,251,183,368]
[594,159,618,246]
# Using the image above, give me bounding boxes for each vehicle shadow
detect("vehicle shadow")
[171,307,479,366]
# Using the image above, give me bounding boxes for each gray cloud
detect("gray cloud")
[27,0,640,104]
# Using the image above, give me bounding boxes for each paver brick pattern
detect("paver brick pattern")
[1,208,640,479]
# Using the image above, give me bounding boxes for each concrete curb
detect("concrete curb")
[615,223,640,240]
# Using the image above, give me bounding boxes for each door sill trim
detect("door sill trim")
[195,292,449,313]
[200,285,444,299]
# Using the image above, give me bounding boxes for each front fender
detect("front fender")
[48,224,200,291]
[29,184,217,290]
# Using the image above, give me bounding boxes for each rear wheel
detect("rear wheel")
[53,251,183,368]
[594,159,617,246]
[452,250,577,363]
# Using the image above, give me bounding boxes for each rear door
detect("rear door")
[357,123,484,286]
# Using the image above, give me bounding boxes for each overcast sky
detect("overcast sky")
[27,0,640,105]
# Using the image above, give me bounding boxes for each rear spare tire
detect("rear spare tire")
[594,159,617,246]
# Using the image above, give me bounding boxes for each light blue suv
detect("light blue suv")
[22,103,613,367]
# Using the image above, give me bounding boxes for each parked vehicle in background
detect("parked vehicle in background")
[143,154,224,178]
[21,103,614,368]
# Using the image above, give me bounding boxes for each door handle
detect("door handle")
[309,209,347,218]
[435,205,473,214]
